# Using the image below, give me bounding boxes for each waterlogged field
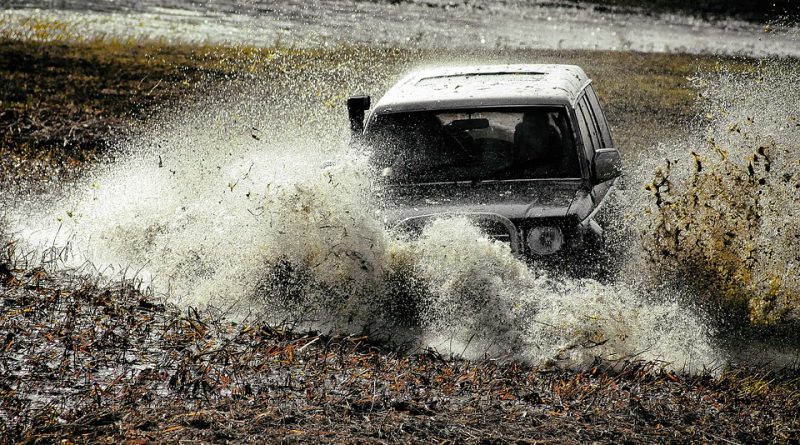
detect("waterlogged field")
[1,33,799,443]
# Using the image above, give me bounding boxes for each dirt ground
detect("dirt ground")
[2,268,798,444]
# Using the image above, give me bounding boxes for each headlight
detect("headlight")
[526,226,564,255]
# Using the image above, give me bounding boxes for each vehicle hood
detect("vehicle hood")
[381,180,584,223]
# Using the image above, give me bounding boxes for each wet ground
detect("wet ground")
[1,266,798,444]
[3,0,799,56]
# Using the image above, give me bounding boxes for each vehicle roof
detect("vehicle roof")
[371,64,591,115]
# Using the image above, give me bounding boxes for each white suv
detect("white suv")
[347,64,621,267]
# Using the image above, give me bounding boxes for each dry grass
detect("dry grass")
[1,266,798,444]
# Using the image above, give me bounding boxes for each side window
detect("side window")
[577,97,600,153]
[575,104,594,172]
[585,86,613,148]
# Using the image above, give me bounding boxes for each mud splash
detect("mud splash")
[408,219,719,372]
[630,60,800,326]
[4,108,721,375]
[16,61,800,374]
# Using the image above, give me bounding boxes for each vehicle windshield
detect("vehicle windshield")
[366,107,581,184]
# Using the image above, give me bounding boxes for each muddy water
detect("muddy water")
[10,58,798,373]
[2,0,799,56]
[623,63,800,369]
[7,138,722,374]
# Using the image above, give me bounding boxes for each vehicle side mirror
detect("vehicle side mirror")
[347,95,371,138]
[592,148,622,183]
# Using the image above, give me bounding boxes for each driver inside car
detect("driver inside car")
[513,110,566,176]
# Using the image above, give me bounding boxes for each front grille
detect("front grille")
[476,220,515,243]
[395,212,522,254]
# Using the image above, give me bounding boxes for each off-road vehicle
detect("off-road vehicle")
[347,64,621,268]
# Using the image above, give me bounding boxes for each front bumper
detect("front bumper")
[393,212,603,258]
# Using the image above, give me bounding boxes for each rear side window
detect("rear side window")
[577,98,601,155]
[585,86,613,148]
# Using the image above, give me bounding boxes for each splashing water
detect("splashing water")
[2,64,739,374]
[629,61,800,326]
[408,219,719,373]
